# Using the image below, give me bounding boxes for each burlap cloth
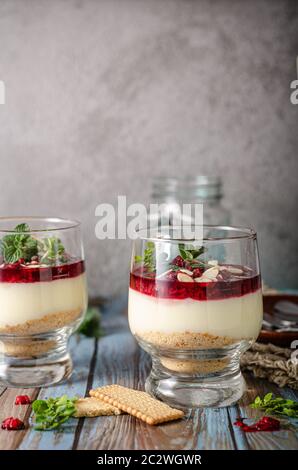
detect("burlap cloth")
[241,342,298,390]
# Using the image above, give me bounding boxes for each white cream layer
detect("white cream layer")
[0,273,88,327]
[128,288,263,340]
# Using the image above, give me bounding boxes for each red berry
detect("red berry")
[18,258,25,264]
[193,268,202,278]
[15,395,31,405]
[171,256,184,267]
[183,261,192,271]
[1,417,25,430]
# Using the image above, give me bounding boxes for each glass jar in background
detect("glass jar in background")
[150,176,231,226]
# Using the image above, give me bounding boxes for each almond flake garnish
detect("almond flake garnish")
[208,260,218,267]
[226,266,243,275]
[179,268,193,276]
[203,267,219,279]
[194,277,213,283]
[177,272,194,283]
[219,266,227,271]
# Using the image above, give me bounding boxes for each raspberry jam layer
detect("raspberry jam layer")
[130,272,261,301]
[0,260,85,283]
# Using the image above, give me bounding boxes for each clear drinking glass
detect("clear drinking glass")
[128,226,263,408]
[0,217,88,387]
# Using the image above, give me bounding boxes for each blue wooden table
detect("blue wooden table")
[0,296,297,450]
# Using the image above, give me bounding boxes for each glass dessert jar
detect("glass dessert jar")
[128,226,263,408]
[0,217,88,387]
[151,176,231,226]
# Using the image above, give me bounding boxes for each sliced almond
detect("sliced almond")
[208,260,218,267]
[203,267,219,279]
[177,272,194,283]
[219,266,227,271]
[179,268,193,276]
[194,277,213,283]
[226,266,243,275]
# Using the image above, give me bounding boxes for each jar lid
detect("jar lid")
[151,176,222,201]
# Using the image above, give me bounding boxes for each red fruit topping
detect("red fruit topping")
[166,271,178,281]
[0,260,85,283]
[1,417,25,430]
[183,261,193,271]
[234,416,280,433]
[18,258,25,264]
[15,395,31,405]
[171,256,184,267]
[130,272,261,301]
[193,268,203,278]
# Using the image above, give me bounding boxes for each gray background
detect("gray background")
[0,0,297,297]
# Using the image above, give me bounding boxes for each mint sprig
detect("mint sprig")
[0,223,67,265]
[134,241,156,272]
[38,237,65,264]
[0,223,37,263]
[250,393,298,418]
[32,395,77,430]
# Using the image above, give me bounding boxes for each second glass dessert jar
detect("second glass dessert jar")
[128,226,263,408]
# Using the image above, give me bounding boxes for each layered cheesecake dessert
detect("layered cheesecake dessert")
[0,260,87,335]
[0,223,87,356]
[129,245,263,373]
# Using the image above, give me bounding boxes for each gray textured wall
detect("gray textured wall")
[0,0,298,296]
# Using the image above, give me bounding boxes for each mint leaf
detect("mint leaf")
[32,395,77,430]
[77,307,102,339]
[264,393,273,405]
[250,394,298,418]
[39,236,65,264]
[14,223,30,233]
[0,223,67,265]
[0,223,32,263]
[135,241,156,272]
[178,244,205,261]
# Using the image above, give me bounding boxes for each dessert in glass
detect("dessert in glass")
[0,217,88,387]
[128,226,263,407]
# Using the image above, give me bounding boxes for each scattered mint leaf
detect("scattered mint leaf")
[32,395,77,430]
[250,394,298,418]
[77,307,102,339]
[134,255,143,263]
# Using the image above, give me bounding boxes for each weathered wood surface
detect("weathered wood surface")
[0,296,297,450]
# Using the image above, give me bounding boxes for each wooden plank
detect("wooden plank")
[0,387,39,450]
[137,349,237,450]
[229,373,298,450]
[2,296,297,450]
[19,300,127,450]
[18,334,96,450]
[75,299,238,450]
